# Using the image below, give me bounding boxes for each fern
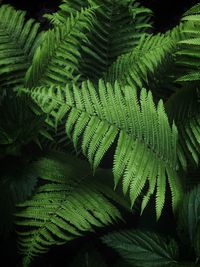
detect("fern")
[44,0,91,25]
[166,87,200,167]
[0,5,41,88]
[15,152,126,266]
[102,229,179,267]
[80,0,153,80]
[25,7,95,88]
[176,3,200,83]
[104,32,176,100]
[19,80,183,219]
[48,0,153,80]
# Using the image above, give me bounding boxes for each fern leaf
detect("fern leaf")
[0,5,41,88]
[105,32,177,100]
[15,152,124,266]
[19,80,183,219]
[25,7,95,88]
[80,0,153,80]
[166,87,200,167]
[176,3,200,83]
[102,229,179,267]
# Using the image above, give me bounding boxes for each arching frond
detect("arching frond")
[0,5,41,88]
[102,229,179,267]
[25,7,95,88]
[19,80,183,219]
[15,152,124,266]
[105,33,176,99]
[80,0,153,80]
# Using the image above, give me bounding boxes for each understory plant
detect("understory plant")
[1,0,200,266]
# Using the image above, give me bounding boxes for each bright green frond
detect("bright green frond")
[102,229,179,267]
[25,7,95,88]
[0,5,41,88]
[20,80,183,219]
[15,152,124,266]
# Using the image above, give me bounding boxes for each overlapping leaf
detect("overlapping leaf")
[102,229,179,267]
[0,5,41,88]
[15,152,125,266]
[19,80,182,219]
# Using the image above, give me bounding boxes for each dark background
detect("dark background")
[0,0,199,266]
[2,0,200,31]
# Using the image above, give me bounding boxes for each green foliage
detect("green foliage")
[79,0,153,80]
[102,229,179,267]
[104,32,176,100]
[0,5,41,88]
[25,7,95,88]
[166,87,200,168]
[15,152,126,266]
[176,3,200,82]
[46,0,153,80]
[20,80,183,219]
[1,1,200,266]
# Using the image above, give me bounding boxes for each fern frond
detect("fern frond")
[19,80,183,219]
[102,229,179,267]
[80,0,153,80]
[15,153,124,266]
[0,5,41,88]
[44,0,90,25]
[166,87,200,167]
[25,7,95,88]
[176,3,200,83]
[105,33,176,99]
